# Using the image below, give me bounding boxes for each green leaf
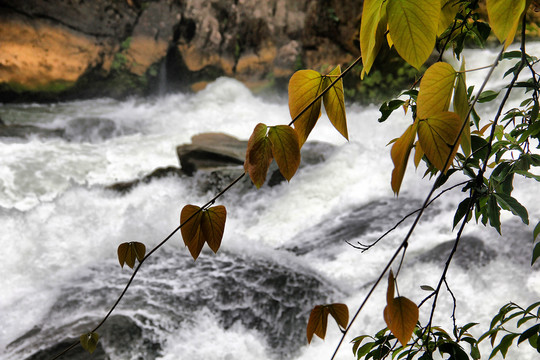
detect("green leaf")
[391,121,417,195]
[493,192,529,225]
[288,70,324,146]
[420,285,435,291]
[518,324,540,344]
[417,62,457,119]
[267,125,301,181]
[532,242,540,266]
[245,123,273,188]
[80,332,99,354]
[454,198,472,229]
[379,100,406,123]
[439,342,469,360]
[477,90,500,103]
[357,342,376,358]
[534,220,540,241]
[417,112,461,173]
[487,195,502,234]
[454,60,471,156]
[486,0,527,48]
[323,66,348,140]
[360,0,388,77]
[489,333,520,359]
[387,0,440,69]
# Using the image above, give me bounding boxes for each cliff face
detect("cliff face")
[0,0,362,102]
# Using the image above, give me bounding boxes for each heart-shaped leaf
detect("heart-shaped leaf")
[245,123,273,188]
[267,125,301,181]
[288,70,324,146]
[181,204,227,260]
[387,0,439,69]
[383,271,418,346]
[360,0,388,77]
[200,205,227,253]
[80,332,99,354]
[417,111,461,173]
[417,62,456,119]
[180,204,205,260]
[391,121,418,195]
[323,65,348,141]
[117,242,146,269]
[307,303,349,343]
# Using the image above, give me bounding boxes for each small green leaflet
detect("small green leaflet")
[80,332,99,354]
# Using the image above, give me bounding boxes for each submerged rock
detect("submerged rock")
[420,236,497,269]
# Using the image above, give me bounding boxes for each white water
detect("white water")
[1,44,540,359]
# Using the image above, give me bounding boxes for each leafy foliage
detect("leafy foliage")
[117,242,146,269]
[306,303,349,343]
[180,205,226,260]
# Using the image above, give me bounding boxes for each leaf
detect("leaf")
[493,192,529,225]
[327,303,349,330]
[306,303,349,343]
[180,204,227,260]
[360,0,388,77]
[267,125,301,181]
[518,324,540,344]
[180,204,205,260]
[486,0,527,48]
[387,270,395,305]
[245,123,273,188]
[384,297,419,346]
[487,195,502,234]
[414,141,424,168]
[417,112,461,173]
[391,122,417,195]
[288,70,324,146]
[534,220,540,241]
[307,305,329,343]
[386,0,440,69]
[200,205,227,253]
[80,332,99,354]
[478,90,500,103]
[438,0,461,36]
[117,242,146,269]
[532,242,540,266]
[323,66,349,140]
[420,285,435,291]
[489,333,520,359]
[454,60,471,156]
[417,62,456,119]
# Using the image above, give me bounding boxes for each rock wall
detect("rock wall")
[0,0,362,102]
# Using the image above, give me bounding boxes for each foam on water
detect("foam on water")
[1,44,540,359]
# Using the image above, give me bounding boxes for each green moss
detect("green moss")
[3,80,74,93]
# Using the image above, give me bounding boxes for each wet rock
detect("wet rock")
[0,122,64,139]
[106,166,185,193]
[63,117,125,143]
[420,236,497,269]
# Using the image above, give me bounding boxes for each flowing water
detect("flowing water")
[1,45,540,360]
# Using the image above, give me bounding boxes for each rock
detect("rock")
[176,133,248,176]
[0,0,363,102]
[63,117,124,143]
[420,236,497,269]
[0,122,64,139]
[106,166,184,193]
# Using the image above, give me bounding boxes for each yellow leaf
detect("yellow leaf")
[438,0,461,36]
[327,303,349,330]
[417,111,461,173]
[80,332,99,354]
[307,305,329,343]
[384,297,419,346]
[487,0,527,48]
[245,123,273,188]
[323,66,349,140]
[414,141,424,168]
[391,121,417,195]
[306,303,349,343]
[288,70,324,146]
[454,60,471,156]
[267,125,301,181]
[180,204,205,260]
[417,62,456,119]
[387,0,440,69]
[360,0,388,77]
[200,205,227,254]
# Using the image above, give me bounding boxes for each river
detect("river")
[1,44,539,359]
